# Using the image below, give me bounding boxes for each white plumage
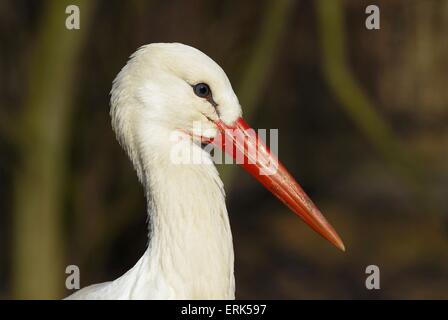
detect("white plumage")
[67,43,240,299]
[66,42,344,300]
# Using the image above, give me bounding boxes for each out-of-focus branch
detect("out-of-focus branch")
[237,0,292,118]
[0,108,18,145]
[12,0,96,299]
[315,0,423,182]
[75,0,156,270]
[219,0,293,187]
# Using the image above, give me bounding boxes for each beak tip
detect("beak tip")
[331,234,346,252]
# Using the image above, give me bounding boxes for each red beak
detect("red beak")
[213,117,345,251]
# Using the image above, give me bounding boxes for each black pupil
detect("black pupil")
[194,83,210,97]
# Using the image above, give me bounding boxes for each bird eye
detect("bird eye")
[193,83,211,98]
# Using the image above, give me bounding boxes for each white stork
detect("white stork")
[66,43,344,300]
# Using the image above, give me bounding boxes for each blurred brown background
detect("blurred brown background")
[0,0,447,299]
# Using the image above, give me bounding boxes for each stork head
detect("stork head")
[110,43,240,152]
[110,43,345,251]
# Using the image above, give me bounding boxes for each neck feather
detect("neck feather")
[132,138,235,299]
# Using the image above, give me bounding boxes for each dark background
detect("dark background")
[0,0,447,299]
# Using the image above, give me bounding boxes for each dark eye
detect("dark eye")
[193,83,211,98]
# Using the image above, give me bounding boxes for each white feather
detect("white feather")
[66,43,242,299]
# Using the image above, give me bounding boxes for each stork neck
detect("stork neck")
[139,140,235,299]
